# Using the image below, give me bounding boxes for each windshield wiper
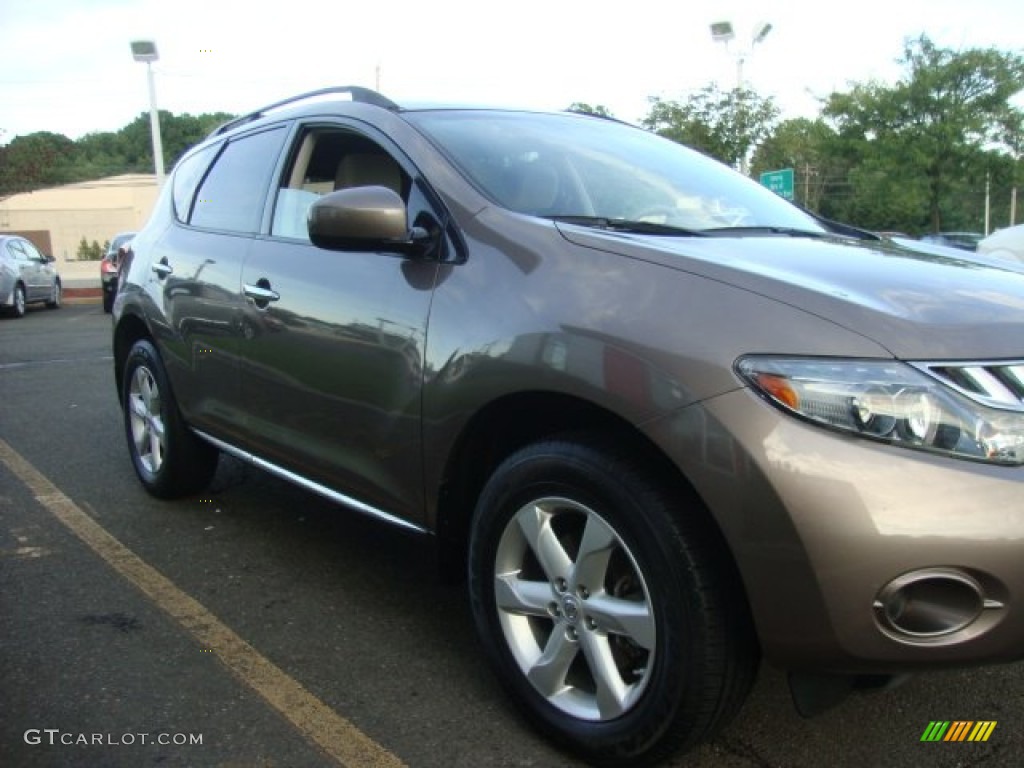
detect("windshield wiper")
[701,226,830,238]
[550,215,706,237]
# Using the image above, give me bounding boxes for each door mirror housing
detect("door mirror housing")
[308,186,429,256]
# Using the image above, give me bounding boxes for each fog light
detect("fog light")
[874,570,984,638]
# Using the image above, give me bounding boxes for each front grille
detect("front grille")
[911,361,1024,412]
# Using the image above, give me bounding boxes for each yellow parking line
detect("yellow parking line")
[0,438,406,768]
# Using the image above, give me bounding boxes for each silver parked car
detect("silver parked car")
[113,87,1024,765]
[0,235,61,317]
[978,223,1024,264]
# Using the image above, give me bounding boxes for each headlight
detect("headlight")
[736,357,1024,465]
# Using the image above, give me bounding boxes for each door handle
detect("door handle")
[152,259,173,278]
[243,281,280,303]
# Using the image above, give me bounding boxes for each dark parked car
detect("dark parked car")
[0,234,61,317]
[113,87,1024,765]
[101,232,135,313]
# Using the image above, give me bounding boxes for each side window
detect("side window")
[190,127,287,233]
[21,240,44,261]
[271,129,409,241]
[172,143,219,222]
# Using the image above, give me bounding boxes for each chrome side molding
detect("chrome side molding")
[192,429,427,534]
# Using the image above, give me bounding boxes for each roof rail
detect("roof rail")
[208,86,400,138]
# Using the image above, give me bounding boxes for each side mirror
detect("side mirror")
[308,186,430,256]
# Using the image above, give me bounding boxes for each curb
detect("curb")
[63,288,102,305]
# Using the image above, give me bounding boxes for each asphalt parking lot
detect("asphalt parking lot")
[1,303,1020,767]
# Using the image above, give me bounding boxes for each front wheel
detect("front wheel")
[468,438,757,766]
[122,339,219,498]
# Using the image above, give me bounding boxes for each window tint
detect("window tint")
[172,143,219,222]
[190,127,287,233]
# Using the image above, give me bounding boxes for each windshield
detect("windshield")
[406,110,825,234]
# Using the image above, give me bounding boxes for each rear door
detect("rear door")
[153,125,288,439]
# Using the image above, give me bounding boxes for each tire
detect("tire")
[468,437,758,766]
[122,339,219,498]
[102,289,114,314]
[46,280,61,309]
[10,283,26,317]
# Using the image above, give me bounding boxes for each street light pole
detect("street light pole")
[710,21,771,88]
[710,21,773,175]
[130,40,165,188]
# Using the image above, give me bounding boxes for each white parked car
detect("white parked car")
[978,223,1024,264]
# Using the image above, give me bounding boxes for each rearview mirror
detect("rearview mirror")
[308,186,428,255]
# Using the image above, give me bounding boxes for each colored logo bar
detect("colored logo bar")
[921,721,997,742]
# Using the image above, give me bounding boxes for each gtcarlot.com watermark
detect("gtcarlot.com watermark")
[24,729,203,747]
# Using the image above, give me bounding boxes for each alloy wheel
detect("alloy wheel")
[128,365,165,475]
[493,496,656,721]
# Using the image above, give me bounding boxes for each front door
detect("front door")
[237,124,441,523]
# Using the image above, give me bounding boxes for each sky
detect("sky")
[1,0,1022,144]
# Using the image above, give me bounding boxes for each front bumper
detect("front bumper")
[645,387,1024,673]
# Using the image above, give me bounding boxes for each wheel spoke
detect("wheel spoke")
[516,504,572,583]
[526,627,579,699]
[149,428,163,471]
[579,631,630,719]
[495,573,554,618]
[132,413,150,455]
[129,392,148,420]
[585,594,656,651]
[572,513,617,589]
[140,374,156,412]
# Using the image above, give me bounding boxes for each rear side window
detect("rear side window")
[6,241,22,260]
[8,241,29,261]
[189,127,287,233]
[172,144,219,222]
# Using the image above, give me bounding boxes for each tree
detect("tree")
[76,237,104,260]
[567,103,614,118]
[822,35,1024,232]
[118,110,233,173]
[642,84,779,171]
[751,118,839,212]
[0,111,235,197]
[0,131,78,195]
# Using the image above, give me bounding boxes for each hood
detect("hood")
[557,224,1024,360]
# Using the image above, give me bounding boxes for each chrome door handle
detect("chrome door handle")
[152,260,173,278]
[243,283,280,303]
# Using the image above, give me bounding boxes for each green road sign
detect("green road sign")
[760,168,794,200]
